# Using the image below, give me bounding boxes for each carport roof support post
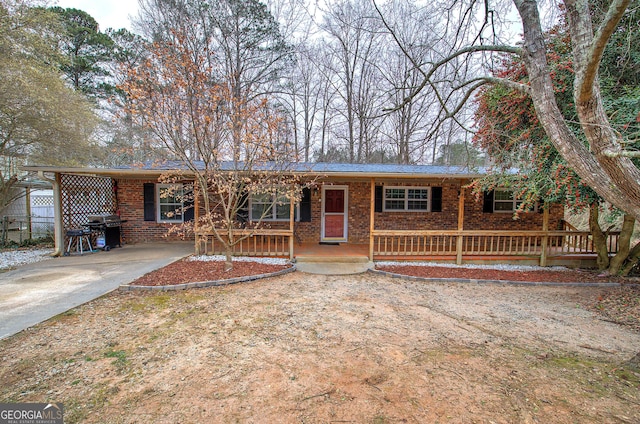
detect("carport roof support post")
[38,171,63,256]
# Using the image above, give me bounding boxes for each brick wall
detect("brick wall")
[374,182,459,232]
[294,181,371,244]
[117,177,564,244]
[298,181,563,243]
[116,178,186,243]
[462,189,564,231]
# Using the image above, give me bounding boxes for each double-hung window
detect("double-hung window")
[493,189,523,212]
[383,187,430,212]
[250,193,298,221]
[157,184,184,222]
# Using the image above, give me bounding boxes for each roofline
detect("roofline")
[21,165,485,180]
[22,166,173,178]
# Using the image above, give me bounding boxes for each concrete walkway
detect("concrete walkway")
[0,242,193,340]
[294,255,374,275]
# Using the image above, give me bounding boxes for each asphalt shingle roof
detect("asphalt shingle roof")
[116,161,485,176]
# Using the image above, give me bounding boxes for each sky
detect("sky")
[54,0,140,32]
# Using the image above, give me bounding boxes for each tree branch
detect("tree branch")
[602,149,640,158]
[373,0,522,111]
[578,0,631,102]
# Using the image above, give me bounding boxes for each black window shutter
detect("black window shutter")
[431,187,443,212]
[237,191,249,224]
[143,183,155,221]
[300,187,312,222]
[483,190,495,213]
[183,186,194,222]
[374,185,383,212]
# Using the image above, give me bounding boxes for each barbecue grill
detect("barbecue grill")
[85,214,124,250]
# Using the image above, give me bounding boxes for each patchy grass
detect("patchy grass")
[1,273,639,423]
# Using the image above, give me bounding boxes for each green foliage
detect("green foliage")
[0,1,98,163]
[103,349,129,370]
[472,8,638,212]
[0,236,54,249]
[0,0,98,210]
[48,6,115,99]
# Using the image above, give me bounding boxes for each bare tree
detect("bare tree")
[321,0,385,163]
[375,0,640,220]
[123,29,304,270]
[280,42,328,162]
[374,1,441,164]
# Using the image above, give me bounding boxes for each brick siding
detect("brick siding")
[116,178,186,243]
[116,178,563,244]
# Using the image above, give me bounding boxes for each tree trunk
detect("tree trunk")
[224,249,233,272]
[607,214,635,275]
[620,241,640,276]
[589,203,609,270]
[513,0,640,222]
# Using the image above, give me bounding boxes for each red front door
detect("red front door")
[323,188,346,239]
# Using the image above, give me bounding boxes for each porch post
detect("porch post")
[369,178,375,261]
[38,171,63,256]
[289,196,294,260]
[456,185,465,265]
[194,180,201,255]
[540,206,550,267]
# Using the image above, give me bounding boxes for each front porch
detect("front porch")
[194,229,615,268]
[40,168,618,268]
[194,178,617,268]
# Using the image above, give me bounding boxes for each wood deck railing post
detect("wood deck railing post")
[456,186,465,265]
[289,196,294,260]
[369,178,375,260]
[540,207,549,266]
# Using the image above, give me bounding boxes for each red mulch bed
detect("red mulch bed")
[130,259,292,286]
[132,258,639,287]
[376,264,636,284]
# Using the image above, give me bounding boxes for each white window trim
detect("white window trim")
[493,189,524,213]
[248,193,300,222]
[382,186,431,212]
[156,183,184,223]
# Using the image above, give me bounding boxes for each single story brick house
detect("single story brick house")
[24,162,612,267]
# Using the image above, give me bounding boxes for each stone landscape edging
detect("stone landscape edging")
[368,268,622,287]
[120,265,296,292]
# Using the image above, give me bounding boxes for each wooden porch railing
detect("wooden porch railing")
[372,230,620,261]
[195,229,293,258]
[193,227,619,265]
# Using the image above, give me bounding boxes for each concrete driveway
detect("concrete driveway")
[0,242,193,340]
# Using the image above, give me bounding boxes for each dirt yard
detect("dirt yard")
[1,271,639,423]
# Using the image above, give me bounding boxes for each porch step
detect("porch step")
[295,254,370,263]
[294,255,373,275]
